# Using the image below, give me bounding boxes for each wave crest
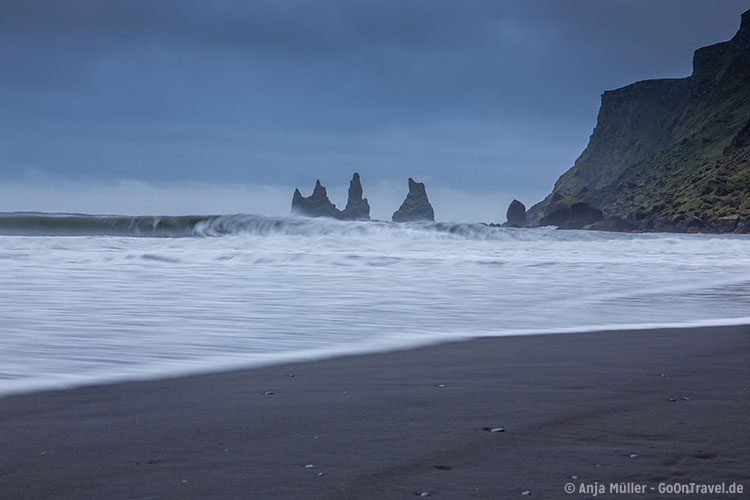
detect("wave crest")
[0,212,534,240]
[1,212,744,241]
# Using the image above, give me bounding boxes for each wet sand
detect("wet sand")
[1,325,749,499]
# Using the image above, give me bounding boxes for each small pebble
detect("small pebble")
[668,397,677,402]
[304,464,315,469]
[435,384,446,388]
[263,391,275,396]
[39,451,46,456]
[181,480,188,484]
[522,490,531,496]
[419,492,430,497]
[288,374,295,378]
[682,396,690,401]
[483,426,505,433]
[659,373,666,377]
[570,475,578,480]
[629,454,638,459]
[317,472,325,477]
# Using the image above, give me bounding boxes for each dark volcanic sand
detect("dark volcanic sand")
[1,326,749,499]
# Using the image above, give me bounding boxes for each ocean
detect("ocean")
[1,212,749,396]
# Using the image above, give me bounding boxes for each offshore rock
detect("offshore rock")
[392,178,435,222]
[291,180,342,219]
[504,199,527,227]
[341,172,370,220]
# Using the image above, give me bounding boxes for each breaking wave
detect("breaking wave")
[2,212,746,241]
[0,212,545,240]
[1,211,749,396]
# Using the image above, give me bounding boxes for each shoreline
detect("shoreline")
[3,317,750,399]
[2,324,749,498]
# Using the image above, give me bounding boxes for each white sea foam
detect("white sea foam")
[1,213,749,396]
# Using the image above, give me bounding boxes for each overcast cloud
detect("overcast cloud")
[0,0,746,220]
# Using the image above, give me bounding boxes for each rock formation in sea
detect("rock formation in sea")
[392,178,435,222]
[341,172,370,220]
[291,174,371,220]
[291,180,342,219]
[527,9,750,233]
[504,199,526,227]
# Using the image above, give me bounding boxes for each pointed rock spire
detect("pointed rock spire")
[342,172,370,220]
[291,179,342,219]
[392,178,435,222]
[312,180,326,197]
[741,9,750,35]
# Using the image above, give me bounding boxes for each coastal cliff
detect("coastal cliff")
[528,9,750,233]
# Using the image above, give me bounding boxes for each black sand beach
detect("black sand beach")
[1,325,749,499]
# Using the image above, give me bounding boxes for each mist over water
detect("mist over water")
[0,179,541,223]
[1,213,749,395]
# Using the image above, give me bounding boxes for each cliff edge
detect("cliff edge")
[528,9,750,233]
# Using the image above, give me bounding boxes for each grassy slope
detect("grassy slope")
[599,32,750,226]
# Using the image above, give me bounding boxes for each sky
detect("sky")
[0,0,747,221]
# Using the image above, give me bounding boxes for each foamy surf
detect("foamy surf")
[0,212,749,396]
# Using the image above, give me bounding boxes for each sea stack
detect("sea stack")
[341,172,370,220]
[392,178,435,222]
[504,199,527,227]
[291,180,342,219]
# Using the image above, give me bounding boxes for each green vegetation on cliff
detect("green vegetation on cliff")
[529,9,750,233]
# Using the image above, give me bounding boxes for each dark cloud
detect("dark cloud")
[0,0,747,217]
